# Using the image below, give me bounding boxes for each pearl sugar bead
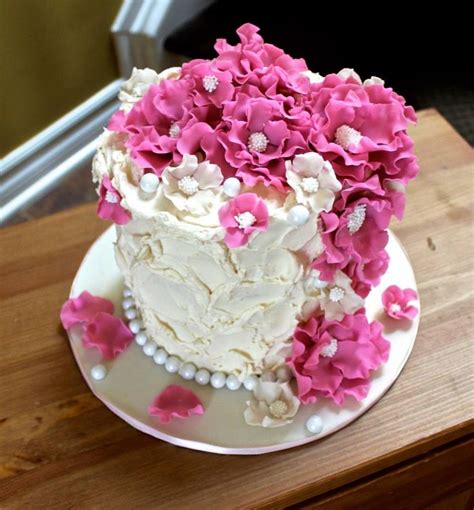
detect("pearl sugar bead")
[306,414,323,435]
[140,173,159,194]
[128,319,142,334]
[243,375,258,391]
[179,363,197,380]
[153,348,168,365]
[287,205,309,227]
[195,369,211,386]
[135,331,148,346]
[165,356,181,373]
[143,341,157,357]
[223,177,241,197]
[91,364,107,381]
[225,374,241,391]
[210,371,226,389]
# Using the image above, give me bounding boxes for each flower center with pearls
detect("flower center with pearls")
[269,400,288,418]
[247,132,269,153]
[329,286,345,302]
[105,191,118,204]
[234,211,256,229]
[320,338,338,358]
[202,75,219,93]
[335,125,362,151]
[347,204,367,234]
[178,176,199,195]
[390,303,401,314]
[301,177,320,193]
[169,122,180,138]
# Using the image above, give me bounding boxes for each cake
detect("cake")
[90,24,419,427]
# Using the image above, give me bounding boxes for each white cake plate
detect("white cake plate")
[68,226,419,455]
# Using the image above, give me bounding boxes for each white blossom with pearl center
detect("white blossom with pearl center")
[335,125,362,151]
[244,381,300,428]
[161,154,223,215]
[248,131,269,152]
[285,152,341,213]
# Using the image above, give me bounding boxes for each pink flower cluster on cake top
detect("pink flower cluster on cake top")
[94,23,420,420]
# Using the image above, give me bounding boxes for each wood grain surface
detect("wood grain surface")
[0,109,473,509]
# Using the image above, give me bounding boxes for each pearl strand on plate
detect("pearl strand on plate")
[121,287,292,391]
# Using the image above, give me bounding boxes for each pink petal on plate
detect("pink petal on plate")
[82,312,133,359]
[148,384,204,423]
[60,291,114,329]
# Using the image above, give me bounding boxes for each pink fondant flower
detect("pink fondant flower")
[214,23,307,85]
[204,94,309,191]
[345,250,390,298]
[382,285,418,320]
[148,384,204,423]
[181,59,235,107]
[307,73,418,188]
[60,291,114,329]
[288,311,390,406]
[82,312,133,359]
[218,193,269,248]
[97,176,131,225]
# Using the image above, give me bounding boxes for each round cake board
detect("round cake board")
[68,226,420,455]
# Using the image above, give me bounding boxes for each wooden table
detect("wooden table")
[1,109,473,509]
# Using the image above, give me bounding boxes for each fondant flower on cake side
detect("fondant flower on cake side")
[244,380,300,427]
[288,311,390,405]
[148,384,204,423]
[161,154,223,215]
[218,193,269,248]
[285,152,341,213]
[382,285,418,320]
[82,312,134,359]
[60,291,114,329]
[304,270,364,321]
[97,176,131,225]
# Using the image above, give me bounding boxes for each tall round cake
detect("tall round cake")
[91,24,418,427]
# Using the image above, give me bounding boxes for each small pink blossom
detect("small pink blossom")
[345,250,390,298]
[97,176,131,225]
[82,312,133,359]
[288,311,390,406]
[148,384,204,423]
[60,291,114,329]
[218,193,269,248]
[382,285,418,320]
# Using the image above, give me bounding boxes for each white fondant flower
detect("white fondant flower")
[244,381,300,428]
[285,152,341,213]
[305,270,364,321]
[363,76,385,86]
[119,66,181,112]
[302,70,324,83]
[337,68,362,84]
[161,155,224,215]
[92,129,143,192]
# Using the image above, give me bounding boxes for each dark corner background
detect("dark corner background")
[165,1,474,145]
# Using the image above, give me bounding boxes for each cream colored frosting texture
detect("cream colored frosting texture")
[94,67,365,383]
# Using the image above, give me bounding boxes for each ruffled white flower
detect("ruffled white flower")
[337,68,362,84]
[244,381,300,428]
[363,76,384,87]
[285,152,341,213]
[119,66,181,112]
[92,129,143,192]
[304,270,364,321]
[161,155,223,215]
[302,70,324,83]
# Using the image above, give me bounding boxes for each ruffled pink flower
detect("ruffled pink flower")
[218,193,269,248]
[148,384,204,423]
[307,74,418,188]
[288,311,390,405]
[97,176,131,225]
[181,59,234,107]
[203,94,309,191]
[60,291,114,329]
[214,23,307,85]
[346,250,390,298]
[382,285,418,320]
[82,312,133,359]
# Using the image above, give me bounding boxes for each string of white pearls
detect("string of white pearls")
[121,286,293,391]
